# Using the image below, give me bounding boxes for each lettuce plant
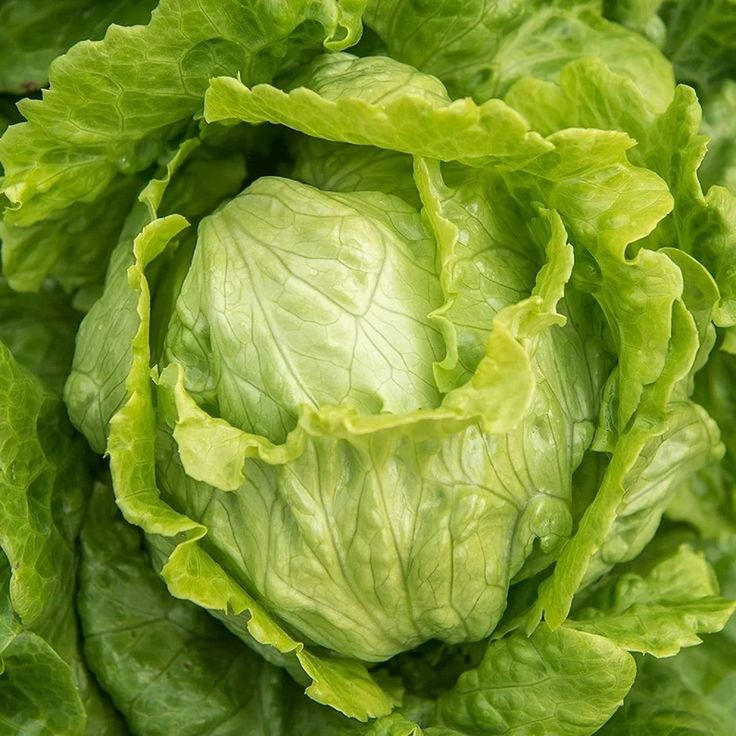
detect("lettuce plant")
[1,1,736,733]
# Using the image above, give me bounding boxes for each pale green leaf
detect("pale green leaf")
[570,546,736,656]
[291,138,420,209]
[204,53,552,166]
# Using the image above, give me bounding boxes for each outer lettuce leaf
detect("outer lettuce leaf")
[569,545,735,656]
[0,0,363,289]
[0,0,156,94]
[507,60,698,253]
[0,342,89,639]
[0,341,123,734]
[0,280,80,394]
[489,542,736,734]
[501,60,734,617]
[0,558,85,736]
[660,0,736,95]
[597,646,736,735]
[585,248,723,574]
[1,0,361,223]
[598,538,736,734]
[506,59,736,329]
[63,206,154,454]
[204,53,552,166]
[364,0,673,109]
[0,174,145,292]
[79,483,327,736]
[436,624,635,736]
[700,80,736,193]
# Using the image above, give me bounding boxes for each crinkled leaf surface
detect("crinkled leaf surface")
[0,341,122,734]
[0,566,86,736]
[204,53,552,166]
[364,0,674,108]
[0,280,80,394]
[506,59,736,328]
[661,0,736,95]
[437,624,635,736]
[570,545,736,656]
[0,0,363,289]
[598,539,736,734]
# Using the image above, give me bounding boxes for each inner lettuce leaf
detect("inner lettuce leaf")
[163,177,446,441]
[291,139,420,209]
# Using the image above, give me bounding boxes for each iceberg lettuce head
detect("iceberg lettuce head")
[1,0,736,733]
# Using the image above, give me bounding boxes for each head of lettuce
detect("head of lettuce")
[1,0,735,733]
